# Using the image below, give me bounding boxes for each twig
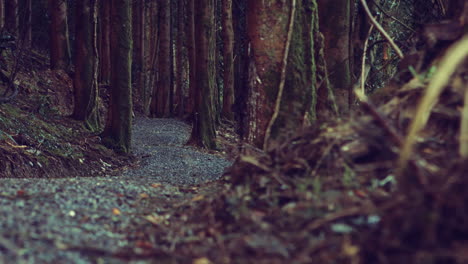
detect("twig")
[361,24,374,94]
[359,0,404,59]
[263,0,296,150]
[306,205,373,232]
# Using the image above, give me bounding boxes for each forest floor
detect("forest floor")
[0,117,231,264]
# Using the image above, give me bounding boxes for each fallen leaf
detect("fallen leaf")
[191,195,204,202]
[151,183,162,188]
[112,208,121,215]
[139,193,149,199]
[193,257,212,264]
[16,190,26,197]
[135,240,153,249]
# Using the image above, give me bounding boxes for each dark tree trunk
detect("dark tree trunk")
[185,0,196,118]
[5,0,18,37]
[317,0,352,113]
[49,0,71,70]
[150,0,171,117]
[174,0,185,117]
[221,0,235,120]
[102,0,133,154]
[189,0,217,149]
[132,0,145,102]
[0,0,4,29]
[99,0,111,84]
[73,0,100,132]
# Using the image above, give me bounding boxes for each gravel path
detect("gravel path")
[0,118,230,263]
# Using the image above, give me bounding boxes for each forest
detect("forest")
[0,0,467,263]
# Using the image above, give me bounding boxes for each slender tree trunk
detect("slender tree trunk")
[132,0,145,101]
[144,1,158,115]
[99,0,111,84]
[175,0,186,117]
[49,0,71,70]
[102,0,133,154]
[0,0,4,29]
[189,0,217,149]
[5,0,18,37]
[150,0,171,117]
[19,0,32,47]
[221,0,235,120]
[73,0,100,132]
[185,0,196,118]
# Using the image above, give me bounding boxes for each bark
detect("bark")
[49,0,71,70]
[144,1,158,115]
[175,0,185,116]
[221,0,235,120]
[0,0,4,29]
[269,0,317,143]
[5,0,18,36]
[189,0,217,149]
[102,0,133,154]
[317,0,352,113]
[20,0,32,47]
[132,0,145,100]
[232,0,248,137]
[150,0,171,117]
[73,0,100,132]
[245,0,289,147]
[99,0,111,84]
[185,0,196,118]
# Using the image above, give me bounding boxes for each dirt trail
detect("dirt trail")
[0,118,230,263]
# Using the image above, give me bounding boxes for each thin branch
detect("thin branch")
[361,24,374,94]
[263,0,296,150]
[359,0,404,59]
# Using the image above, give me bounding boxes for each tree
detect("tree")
[73,0,100,132]
[221,0,235,120]
[132,0,145,102]
[317,0,352,113]
[5,0,18,37]
[150,0,171,117]
[244,0,325,149]
[189,0,217,149]
[98,0,111,84]
[185,0,196,117]
[102,0,133,153]
[0,0,4,29]
[49,0,71,70]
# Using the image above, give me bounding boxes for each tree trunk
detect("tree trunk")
[150,0,171,117]
[5,0,18,37]
[0,0,4,29]
[174,0,185,117]
[132,0,145,102]
[245,1,289,148]
[317,0,352,113]
[49,0,71,70]
[99,0,111,84]
[73,0,100,132]
[185,0,196,118]
[144,1,158,115]
[221,0,235,120]
[102,0,133,154]
[189,0,217,149]
[19,0,32,47]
